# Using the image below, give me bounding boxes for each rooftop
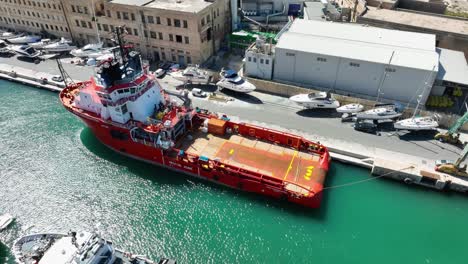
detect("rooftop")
[436,48,468,85]
[276,19,439,71]
[303,2,325,21]
[361,7,468,36]
[110,0,213,12]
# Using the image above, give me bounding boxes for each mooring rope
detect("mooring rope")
[323,166,415,190]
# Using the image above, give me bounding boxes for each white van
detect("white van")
[191,88,207,97]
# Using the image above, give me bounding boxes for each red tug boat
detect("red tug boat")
[59,27,331,208]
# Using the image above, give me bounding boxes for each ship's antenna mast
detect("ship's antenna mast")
[112,26,126,64]
[56,58,75,87]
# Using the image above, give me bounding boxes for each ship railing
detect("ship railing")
[105,80,153,107]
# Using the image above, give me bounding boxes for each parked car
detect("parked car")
[435,159,454,166]
[191,88,207,97]
[353,120,378,134]
[154,68,165,78]
[158,62,172,70]
[51,75,64,82]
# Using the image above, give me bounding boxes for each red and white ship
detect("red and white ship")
[59,27,331,208]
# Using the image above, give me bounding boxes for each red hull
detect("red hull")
[72,111,327,208]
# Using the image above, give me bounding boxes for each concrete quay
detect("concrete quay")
[0,63,65,92]
[1,57,468,194]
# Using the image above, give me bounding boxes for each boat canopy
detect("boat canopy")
[223,69,237,78]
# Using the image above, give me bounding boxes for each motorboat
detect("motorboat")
[43,38,77,53]
[171,65,212,84]
[29,38,53,49]
[13,231,175,264]
[0,213,14,230]
[289,91,340,109]
[0,40,13,56]
[337,103,364,113]
[7,35,41,44]
[10,45,41,58]
[216,68,256,93]
[70,42,104,58]
[356,103,402,120]
[0,32,22,40]
[394,116,439,131]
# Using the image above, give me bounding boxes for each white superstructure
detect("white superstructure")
[7,35,41,44]
[216,69,256,93]
[171,66,212,84]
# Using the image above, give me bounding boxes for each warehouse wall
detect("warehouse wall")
[273,47,436,105]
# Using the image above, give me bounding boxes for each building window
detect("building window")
[349,62,360,67]
[176,35,182,43]
[385,68,396,73]
[248,57,251,62]
[45,24,49,29]
[253,58,256,62]
[167,18,171,26]
[260,58,264,64]
[187,56,192,64]
[117,11,121,19]
[121,104,128,114]
[123,12,129,20]
[183,20,187,28]
[88,21,92,29]
[84,6,88,14]
[317,57,327,62]
[147,15,154,24]
[217,8,219,17]
[97,23,101,30]
[161,52,166,60]
[266,59,269,64]
[133,28,138,36]
[184,36,189,44]
[80,20,87,28]
[156,16,160,24]
[126,27,132,35]
[71,5,75,12]
[286,52,295,56]
[172,54,176,61]
[131,13,135,21]
[150,31,156,39]
[174,19,180,27]
[106,10,111,17]
[110,25,114,31]
[77,6,82,13]
[144,30,148,37]
[169,34,173,41]
[158,32,163,40]
[103,24,109,31]
[201,17,205,26]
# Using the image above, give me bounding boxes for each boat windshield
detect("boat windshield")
[25,47,35,55]
[308,93,321,99]
[228,78,244,85]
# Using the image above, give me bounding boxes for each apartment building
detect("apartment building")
[64,0,230,65]
[0,0,72,39]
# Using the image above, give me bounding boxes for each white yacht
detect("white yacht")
[289,91,340,109]
[10,45,41,58]
[29,39,53,49]
[336,103,364,113]
[171,65,212,85]
[70,43,105,58]
[7,35,41,44]
[13,231,175,264]
[394,96,438,131]
[0,213,14,230]
[216,69,256,93]
[356,103,402,120]
[0,32,22,40]
[394,116,438,131]
[43,38,77,53]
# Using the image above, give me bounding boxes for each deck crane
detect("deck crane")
[435,144,468,177]
[434,109,468,145]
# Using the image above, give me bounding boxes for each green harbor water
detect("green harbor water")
[1,80,468,263]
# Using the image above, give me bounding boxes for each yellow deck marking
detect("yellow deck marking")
[229,149,234,155]
[304,166,314,181]
[284,150,298,180]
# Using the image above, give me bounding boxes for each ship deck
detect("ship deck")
[177,130,326,186]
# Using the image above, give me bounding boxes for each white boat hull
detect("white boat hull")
[394,117,439,130]
[356,112,402,120]
[0,213,13,230]
[216,79,256,93]
[172,74,211,85]
[337,103,364,113]
[8,36,41,44]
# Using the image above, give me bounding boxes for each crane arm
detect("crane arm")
[455,143,468,167]
[448,110,468,135]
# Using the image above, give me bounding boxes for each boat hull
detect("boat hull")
[68,109,326,208]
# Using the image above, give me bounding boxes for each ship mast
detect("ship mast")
[56,58,75,88]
